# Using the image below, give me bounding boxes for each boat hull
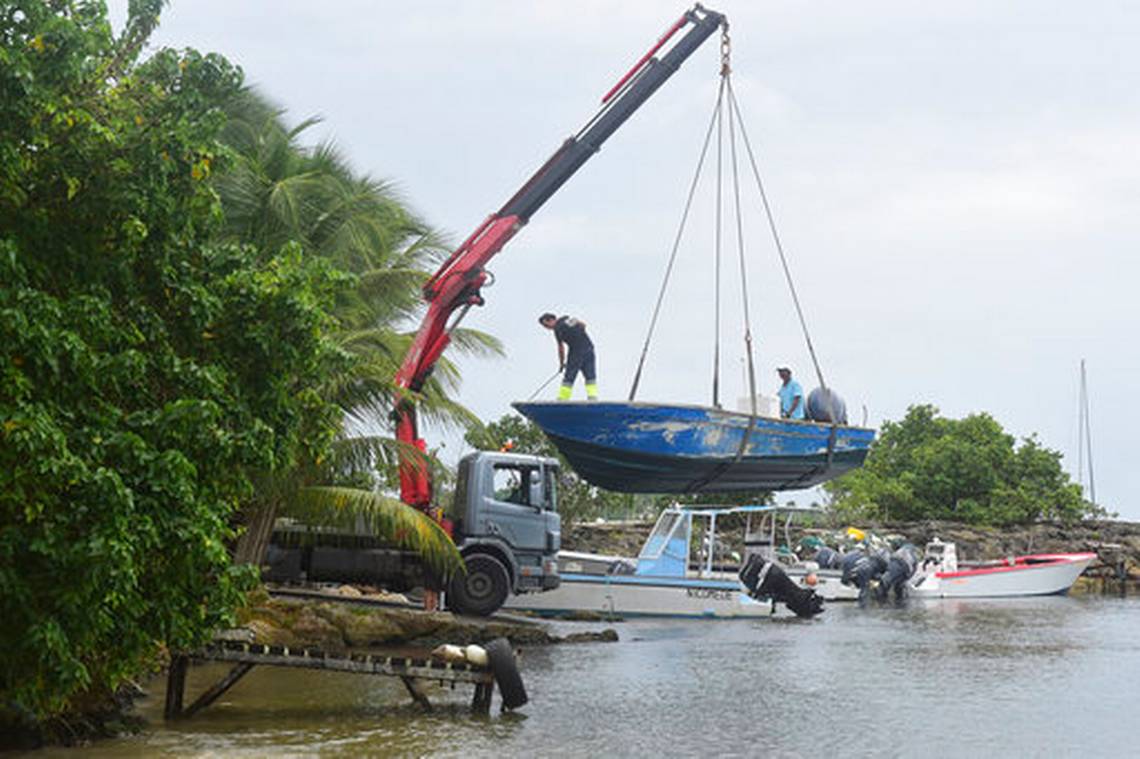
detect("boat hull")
[513,401,875,493]
[910,553,1095,598]
[504,572,778,618]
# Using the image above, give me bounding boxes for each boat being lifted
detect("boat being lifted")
[511,14,878,497]
[513,400,875,494]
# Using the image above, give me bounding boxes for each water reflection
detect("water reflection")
[42,596,1140,758]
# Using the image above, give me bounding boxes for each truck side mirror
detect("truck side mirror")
[528,470,543,509]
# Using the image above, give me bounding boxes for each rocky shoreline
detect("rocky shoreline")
[237,588,618,650]
[563,517,1140,592]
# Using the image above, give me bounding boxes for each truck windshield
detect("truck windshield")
[544,468,558,512]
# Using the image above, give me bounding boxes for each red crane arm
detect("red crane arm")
[395,5,726,509]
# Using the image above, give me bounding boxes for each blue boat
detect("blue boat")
[512,400,874,493]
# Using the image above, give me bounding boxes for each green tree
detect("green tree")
[824,404,1103,525]
[212,90,497,566]
[0,0,349,723]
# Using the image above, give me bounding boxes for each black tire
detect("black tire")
[484,637,528,710]
[449,554,510,617]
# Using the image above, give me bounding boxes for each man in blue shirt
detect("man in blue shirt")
[777,366,805,420]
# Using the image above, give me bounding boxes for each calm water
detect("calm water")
[43,596,1140,757]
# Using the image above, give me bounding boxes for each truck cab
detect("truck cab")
[446,451,562,616]
[264,450,561,617]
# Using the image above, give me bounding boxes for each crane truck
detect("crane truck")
[268,5,727,615]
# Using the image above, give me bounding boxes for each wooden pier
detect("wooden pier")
[164,639,511,719]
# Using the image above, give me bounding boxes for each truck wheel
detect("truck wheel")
[484,637,528,710]
[450,554,510,617]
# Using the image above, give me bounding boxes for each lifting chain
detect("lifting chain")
[720,23,731,77]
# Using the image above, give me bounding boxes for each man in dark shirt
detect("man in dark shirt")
[539,312,597,400]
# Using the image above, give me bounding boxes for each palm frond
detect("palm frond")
[287,114,325,141]
[445,327,505,359]
[286,487,465,581]
[328,434,410,474]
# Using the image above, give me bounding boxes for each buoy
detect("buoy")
[464,644,489,667]
[431,644,466,663]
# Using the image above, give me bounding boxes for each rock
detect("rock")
[1069,576,1097,594]
[561,609,620,622]
[237,599,292,629]
[214,627,255,643]
[240,595,624,652]
[291,607,346,652]
[363,590,410,605]
[244,619,299,648]
[561,629,619,643]
[326,606,406,647]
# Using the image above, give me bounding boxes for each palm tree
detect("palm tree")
[216,90,500,577]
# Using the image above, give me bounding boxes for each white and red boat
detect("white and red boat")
[909,540,1095,598]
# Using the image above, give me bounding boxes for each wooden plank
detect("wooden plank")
[180,662,256,719]
[197,643,493,685]
[471,681,495,714]
[400,676,432,711]
[174,641,504,719]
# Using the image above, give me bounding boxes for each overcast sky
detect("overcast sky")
[109,1,1139,519]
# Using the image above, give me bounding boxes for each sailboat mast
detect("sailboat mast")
[1079,359,1097,505]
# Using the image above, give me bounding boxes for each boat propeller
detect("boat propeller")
[739,555,825,619]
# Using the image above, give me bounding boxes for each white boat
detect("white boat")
[508,509,1096,615]
[909,540,1096,598]
[505,504,829,619]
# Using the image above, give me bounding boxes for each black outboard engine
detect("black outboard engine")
[739,555,824,619]
[840,549,888,601]
[806,387,848,424]
[814,546,842,570]
[877,543,919,602]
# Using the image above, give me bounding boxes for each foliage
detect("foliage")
[0,1,351,722]
[824,405,1104,526]
[287,487,465,579]
[212,90,498,566]
[465,413,559,458]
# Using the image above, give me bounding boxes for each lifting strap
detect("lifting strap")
[628,76,726,402]
[629,25,840,481]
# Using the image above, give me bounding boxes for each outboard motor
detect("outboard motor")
[806,387,848,425]
[739,554,824,619]
[877,543,919,603]
[814,546,842,570]
[839,549,865,585]
[840,549,888,601]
